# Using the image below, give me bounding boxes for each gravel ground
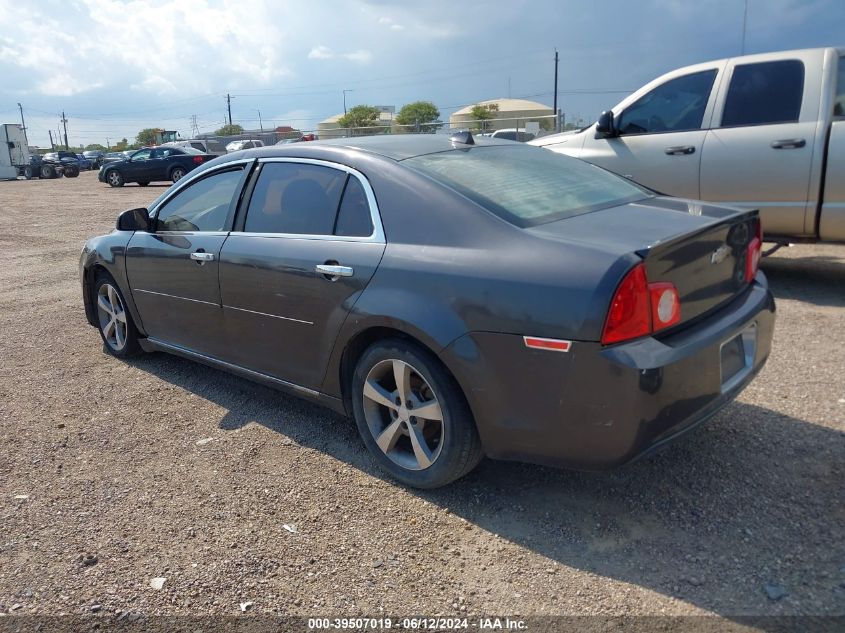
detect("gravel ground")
[0,172,843,628]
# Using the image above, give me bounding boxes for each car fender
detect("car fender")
[320,284,469,401]
[80,231,146,335]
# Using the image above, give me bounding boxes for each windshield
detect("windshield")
[403,145,650,227]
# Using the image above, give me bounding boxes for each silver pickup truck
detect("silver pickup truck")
[532,47,845,244]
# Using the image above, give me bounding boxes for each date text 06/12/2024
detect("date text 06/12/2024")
[307,617,527,630]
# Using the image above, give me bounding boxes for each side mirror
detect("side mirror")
[596,110,617,138]
[117,207,151,232]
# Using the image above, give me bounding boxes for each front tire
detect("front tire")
[40,164,56,179]
[170,166,186,182]
[22,166,32,179]
[105,169,124,187]
[351,340,483,488]
[93,274,139,357]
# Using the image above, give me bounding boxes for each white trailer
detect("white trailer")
[0,124,30,180]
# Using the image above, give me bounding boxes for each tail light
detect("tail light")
[192,156,204,164]
[601,263,681,345]
[745,219,762,283]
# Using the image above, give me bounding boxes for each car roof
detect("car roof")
[247,133,516,161]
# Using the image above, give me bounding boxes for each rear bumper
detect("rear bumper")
[441,275,775,470]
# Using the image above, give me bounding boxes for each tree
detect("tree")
[469,103,499,131]
[135,128,164,146]
[395,101,441,132]
[114,138,129,151]
[215,123,244,135]
[337,105,381,135]
[84,143,107,151]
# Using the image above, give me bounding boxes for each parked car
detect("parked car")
[80,134,774,488]
[481,128,536,142]
[83,150,105,168]
[76,154,93,170]
[225,139,264,152]
[162,139,226,155]
[98,146,214,187]
[531,46,845,245]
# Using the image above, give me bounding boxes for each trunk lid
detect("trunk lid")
[528,196,760,326]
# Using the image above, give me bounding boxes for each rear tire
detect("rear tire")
[105,169,124,187]
[170,166,186,183]
[351,339,483,488]
[22,166,32,179]
[93,273,140,357]
[64,165,79,178]
[40,164,55,179]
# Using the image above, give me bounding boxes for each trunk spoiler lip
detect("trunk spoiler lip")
[633,206,760,260]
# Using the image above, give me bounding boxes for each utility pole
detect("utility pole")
[61,111,69,149]
[343,89,353,115]
[106,137,110,150]
[17,103,27,145]
[190,115,199,137]
[226,93,233,126]
[553,49,559,132]
[49,130,55,150]
[740,0,748,54]
[254,109,263,131]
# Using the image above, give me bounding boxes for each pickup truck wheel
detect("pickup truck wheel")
[22,166,32,179]
[170,167,186,182]
[40,164,55,179]
[64,165,79,178]
[105,170,124,187]
[137,181,150,187]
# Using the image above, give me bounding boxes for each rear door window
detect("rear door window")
[244,162,346,235]
[721,60,804,126]
[334,176,373,237]
[617,69,717,135]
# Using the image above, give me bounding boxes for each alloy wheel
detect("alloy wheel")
[96,283,128,352]
[107,171,121,186]
[172,168,185,181]
[362,359,444,471]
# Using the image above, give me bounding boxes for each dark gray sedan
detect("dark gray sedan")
[80,133,775,488]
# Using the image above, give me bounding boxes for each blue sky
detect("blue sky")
[0,0,842,147]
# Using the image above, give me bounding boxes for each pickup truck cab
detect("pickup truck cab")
[532,47,845,243]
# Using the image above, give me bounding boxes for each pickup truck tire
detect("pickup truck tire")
[64,165,79,178]
[40,164,56,179]
[170,167,186,182]
[105,169,124,188]
[22,166,32,180]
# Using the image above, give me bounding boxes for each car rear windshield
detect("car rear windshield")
[403,145,650,227]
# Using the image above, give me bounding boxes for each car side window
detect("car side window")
[132,149,151,161]
[244,162,346,235]
[721,60,804,127]
[155,168,243,232]
[334,176,373,237]
[617,69,717,136]
[835,56,845,118]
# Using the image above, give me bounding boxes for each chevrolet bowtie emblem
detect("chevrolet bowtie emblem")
[710,244,731,264]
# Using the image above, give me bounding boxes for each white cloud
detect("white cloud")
[342,50,373,64]
[308,45,335,60]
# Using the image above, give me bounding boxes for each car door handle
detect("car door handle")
[190,252,215,262]
[771,138,806,149]
[315,264,353,278]
[665,145,696,155]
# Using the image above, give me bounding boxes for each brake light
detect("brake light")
[745,219,762,283]
[601,263,651,345]
[601,263,682,345]
[193,156,204,164]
